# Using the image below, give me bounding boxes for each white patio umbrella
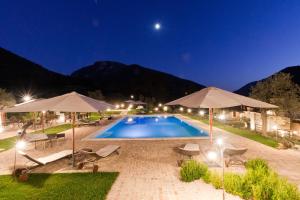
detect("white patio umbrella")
[166,87,278,143]
[4,91,113,165]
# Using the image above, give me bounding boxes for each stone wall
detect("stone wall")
[248,111,290,132]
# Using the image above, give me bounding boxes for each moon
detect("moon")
[154,23,161,30]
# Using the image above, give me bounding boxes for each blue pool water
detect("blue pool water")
[95,116,208,139]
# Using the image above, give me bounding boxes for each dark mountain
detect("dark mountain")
[235,66,300,96]
[71,61,205,102]
[0,47,95,99]
[0,47,204,102]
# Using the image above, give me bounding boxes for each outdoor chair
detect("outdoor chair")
[176,143,200,166]
[177,143,200,157]
[56,133,66,142]
[78,119,100,127]
[77,145,120,172]
[18,149,73,166]
[223,147,248,167]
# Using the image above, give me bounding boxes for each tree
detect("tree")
[250,73,300,119]
[88,90,104,100]
[0,88,16,109]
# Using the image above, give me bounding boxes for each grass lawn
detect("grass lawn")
[0,172,119,200]
[0,136,17,152]
[185,114,279,148]
[33,124,72,134]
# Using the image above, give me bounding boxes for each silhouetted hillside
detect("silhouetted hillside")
[235,66,300,96]
[0,47,204,102]
[71,61,205,102]
[0,47,94,99]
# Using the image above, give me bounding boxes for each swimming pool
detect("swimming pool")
[94,116,208,139]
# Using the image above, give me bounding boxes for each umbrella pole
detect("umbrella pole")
[209,108,213,144]
[72,112,76,167]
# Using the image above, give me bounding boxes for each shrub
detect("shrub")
[242,166,271,199]
[224,172,243,197]
[245,158,269,172]
[209,171,222,189]
[179,158,300,200]
[252,171,278,200]
[202,170,211,184]
[180,160,208,182]
[272,178,300,200]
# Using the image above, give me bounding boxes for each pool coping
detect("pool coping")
[82,114,210,141]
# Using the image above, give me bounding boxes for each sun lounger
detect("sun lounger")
[77,145,120,171]
[223,147,248,167]
[78,119,100,126]
[18,149,73,166]
[177,143,200,157]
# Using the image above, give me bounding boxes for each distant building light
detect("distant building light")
[187,108,192,113]
[272,125,278,131]
[163,106,168,111]
[130,95,134,99]
[106,108,111,112]
[179,107,184,112]
[158,103,162,107]
[218,114,226,120]
[154,107,159,111]
[115,104,120,109]
[199,110,205,116]
[120,103,125,108]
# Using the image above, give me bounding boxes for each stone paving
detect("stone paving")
[1,115,300,199]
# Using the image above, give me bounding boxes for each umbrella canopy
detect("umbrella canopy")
[4,91,113,113]
[166,87,277,109]
[4,91,113,166]
[166,87,278,143]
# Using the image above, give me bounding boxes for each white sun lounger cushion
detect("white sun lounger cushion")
[37,150,73,165]
[183,143,200,152]
[96,145,120,158]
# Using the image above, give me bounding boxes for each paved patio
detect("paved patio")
[0,115,300,199]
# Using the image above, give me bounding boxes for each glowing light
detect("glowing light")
[199,110,205,116]
[218,114,226,120]
[23,95,32,102]
[216,138,223,147]
[272,125,278,130]
[16,140,27,150]
[158,103,162,107]
[127,117,133,122]
[42,110,46,114]
[106,108,111,112]
[154,107,159,111]
[115,104,120,109]
[207,151,217,161]
[128,104,133,109]
[163,106,168,112]
[58,114,65,123]
[179,107,184,112]
[187,108,192,113]
[155,118,158,122]
[154,23,161,30]
[121,103,125,108]
[130,95,134,99]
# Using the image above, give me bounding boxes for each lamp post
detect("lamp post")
[207,138,225,200]
[13,139,27,175]
[216,138,225,200]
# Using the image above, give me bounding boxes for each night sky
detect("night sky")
[1,0,300,91]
